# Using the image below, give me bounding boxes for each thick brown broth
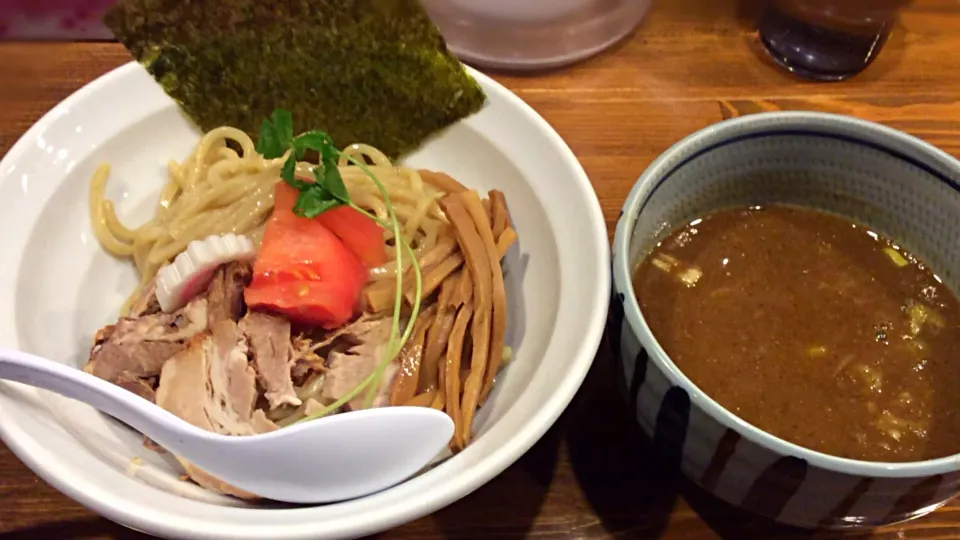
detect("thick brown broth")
[633,205,960,462]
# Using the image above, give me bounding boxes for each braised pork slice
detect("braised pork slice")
[156,320,274,435]
[83,299,208,398]
[128,276,161,317]
[155,320,277,499]
[290,336,322,382]
[239,311,300,409]
[297,313,385,353]
[205,261,252,327]
[321,316,397,410]
[85,262,253,402]
[114,373,157,402]
[290,313,385,381]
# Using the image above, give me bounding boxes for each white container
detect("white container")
[421,0,653,70]
[0,62,610,539]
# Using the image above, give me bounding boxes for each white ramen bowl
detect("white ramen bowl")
[0,62,610,539]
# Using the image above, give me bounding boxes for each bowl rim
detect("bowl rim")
[0,61,611,538]
[613,110,960,478]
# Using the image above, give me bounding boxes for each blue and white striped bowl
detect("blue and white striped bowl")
[611,111,960,529]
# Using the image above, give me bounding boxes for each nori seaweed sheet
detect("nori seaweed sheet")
[104,0,486,158]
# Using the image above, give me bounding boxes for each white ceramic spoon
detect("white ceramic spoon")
[0,348,454,503]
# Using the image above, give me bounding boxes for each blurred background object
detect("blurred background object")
[2,0,652,67]
[758,0,909,81]
[420,0,652,70]
[0,0,114,40]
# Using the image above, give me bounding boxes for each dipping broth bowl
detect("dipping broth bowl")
[611,111,960,529]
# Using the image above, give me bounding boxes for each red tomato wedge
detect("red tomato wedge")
[315,206,387,268]
[245,279,360,330]
[272,181,302,219]
[245,193,367,328]
[273,182,387,268]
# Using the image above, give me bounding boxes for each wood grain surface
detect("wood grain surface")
[2,0,960,538]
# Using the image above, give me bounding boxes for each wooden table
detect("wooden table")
[2,0,960,538]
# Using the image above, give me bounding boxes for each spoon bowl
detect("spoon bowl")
[0,348,454,503]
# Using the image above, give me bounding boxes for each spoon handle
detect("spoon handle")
[0,348,204,452]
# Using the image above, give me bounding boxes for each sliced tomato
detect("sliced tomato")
[273,182,387,267]
[246,198,367,328]
[314,206,387,268]
[272,181,302,220]
[245,279,360,330]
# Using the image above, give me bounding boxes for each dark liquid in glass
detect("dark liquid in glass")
[758,0,906,81]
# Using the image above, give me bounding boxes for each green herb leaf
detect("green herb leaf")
[261,109,353,221]
[273,109,294,149]
[314,165,350,204]
[325,166,349,202]
[256,118,284,158]
[294,131,335,156]
[280,154,297,182]
[286,176,314,192]
[294,190,344,218]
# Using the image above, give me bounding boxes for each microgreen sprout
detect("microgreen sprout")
[256,109,423,420]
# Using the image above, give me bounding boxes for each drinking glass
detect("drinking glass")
[420,0,652,71]
[758,0,909,81]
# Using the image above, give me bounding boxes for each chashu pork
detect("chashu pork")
[155,320,277,498]
[240,311,300,409]
[128,276,161,318]
[205,262,252,327]
[84,299,209,401]
[290,313,386,380]
[320,316,398,411]
[83,261,254,402]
